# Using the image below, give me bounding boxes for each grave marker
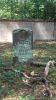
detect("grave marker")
[13,28,33,63]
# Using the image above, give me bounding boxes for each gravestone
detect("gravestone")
[13,28,33,63]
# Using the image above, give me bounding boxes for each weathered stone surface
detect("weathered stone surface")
[13,29,33,63]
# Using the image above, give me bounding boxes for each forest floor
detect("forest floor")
[0,41,56,100]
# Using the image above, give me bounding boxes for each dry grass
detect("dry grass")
[0,41,56,100]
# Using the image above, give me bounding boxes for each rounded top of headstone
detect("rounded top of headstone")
[13,28,32,34]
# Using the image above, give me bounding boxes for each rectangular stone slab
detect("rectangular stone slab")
[13,28,33,63]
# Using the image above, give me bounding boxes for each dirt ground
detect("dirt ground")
[0,41,56,100]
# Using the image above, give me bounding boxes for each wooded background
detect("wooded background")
[0,0,56,42]
[0,0,56,20]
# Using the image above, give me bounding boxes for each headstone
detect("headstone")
[13,28,33,63]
